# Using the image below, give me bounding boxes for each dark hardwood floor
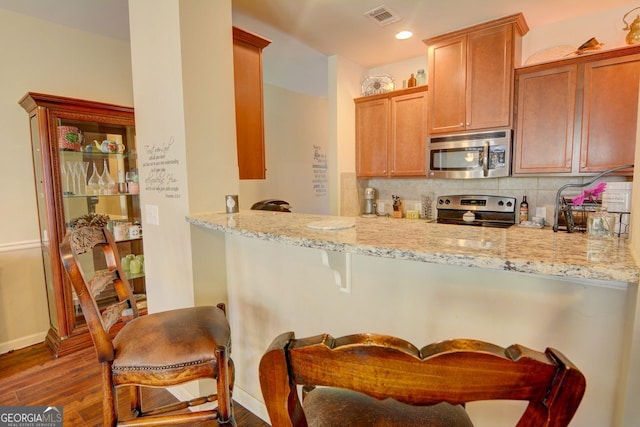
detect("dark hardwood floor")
[0,342,270,426]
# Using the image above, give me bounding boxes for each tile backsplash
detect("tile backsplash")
[356,176,631,226]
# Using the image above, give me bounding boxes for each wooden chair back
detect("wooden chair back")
[59,225,138,363]
[259,332,586,427]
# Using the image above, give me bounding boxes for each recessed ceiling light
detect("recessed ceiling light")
[395,30,413,40]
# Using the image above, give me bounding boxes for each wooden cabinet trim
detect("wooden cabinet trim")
[354,85,428,103]
[232,26,271,49]
[423,12,528,46]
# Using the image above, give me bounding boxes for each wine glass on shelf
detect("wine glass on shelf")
[69,161,81,195]
[87,161,100,195]
[61,162,70,194]
[65,161,77,195]
[78,161,89,195]
[101,159,116,194]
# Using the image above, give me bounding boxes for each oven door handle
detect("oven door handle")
[482,141,489,177]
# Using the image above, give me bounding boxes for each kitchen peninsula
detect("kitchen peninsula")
[188,210,639,426]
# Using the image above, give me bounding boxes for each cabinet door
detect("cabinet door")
[580,54,640,173]
[428,35,466,134]
[356,98,389,177]
[390,91,427,176]
[514,65,577,174]
[233,27,271,179]
[467,25,513,130]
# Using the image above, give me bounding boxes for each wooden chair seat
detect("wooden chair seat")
[259,332,586,427]
[112,306,230,385]
[303,387,473,427]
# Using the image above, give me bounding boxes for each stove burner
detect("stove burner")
[436,195,516,229]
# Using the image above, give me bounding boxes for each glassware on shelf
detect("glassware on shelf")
[101,159,117,194]
[87,161,100,195]
[78,162,89,195]
[61,161,71,195]
[67,160,79,195]
[126,169,139,194]
[117,170,127,193]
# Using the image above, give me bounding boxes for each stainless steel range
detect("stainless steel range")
[436,195,516,228]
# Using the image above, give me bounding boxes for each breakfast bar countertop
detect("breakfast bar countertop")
[187,210,639,283]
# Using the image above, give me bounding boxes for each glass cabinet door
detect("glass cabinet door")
[57,117,145,323]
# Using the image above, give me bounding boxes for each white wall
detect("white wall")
[232,12,332,214]
[239,84,329,214]
[0,8,133,353]
[231,12,328,98]
[330,55,365,216]
[522,4,635,64]
[129,0,237,313]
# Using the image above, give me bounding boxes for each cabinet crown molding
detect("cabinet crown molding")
[423,12,529,46]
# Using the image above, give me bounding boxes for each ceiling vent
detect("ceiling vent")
[364,5,401,27]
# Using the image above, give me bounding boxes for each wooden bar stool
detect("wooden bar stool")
[59,222,235,426]
[259,332,586,426]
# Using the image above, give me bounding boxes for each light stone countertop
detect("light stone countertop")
[187,210,640,283]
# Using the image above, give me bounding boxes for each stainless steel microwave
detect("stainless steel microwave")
[427,129,512,179]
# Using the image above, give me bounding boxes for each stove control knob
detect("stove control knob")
[498,200,504,206]
[438,199,444,205]
[506,201,513,207]
[445,199,450,205]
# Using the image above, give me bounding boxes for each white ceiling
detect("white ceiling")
[0,0,638,68]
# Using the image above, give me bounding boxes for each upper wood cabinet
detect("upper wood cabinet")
[424,13,528,135]
[514,45,640,175]
[514,65,577,173]
[232,27,271,179]
[355,86,428,178]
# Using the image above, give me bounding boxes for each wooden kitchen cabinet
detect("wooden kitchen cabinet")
[20,93,145,356]
[232,26,271,179]
[355,86,427,178]
[514,45,640,175]
[424,13,528,135]
[580,53,640,172]
[514,65,577,173]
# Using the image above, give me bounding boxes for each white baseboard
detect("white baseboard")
[0,331,48,355]
[232,386,270,423]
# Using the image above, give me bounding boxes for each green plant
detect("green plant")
[65,131,79,143]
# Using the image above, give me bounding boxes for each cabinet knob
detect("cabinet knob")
[459,122,464,126]
[466,122,470,126]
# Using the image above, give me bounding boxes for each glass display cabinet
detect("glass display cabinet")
[20,93,145,356]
